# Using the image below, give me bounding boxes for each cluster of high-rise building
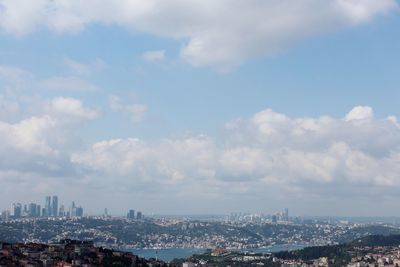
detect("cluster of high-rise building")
[228,208,290,223]
[126,209,143,220]
[0,195,84,221]
[271,208,289,223]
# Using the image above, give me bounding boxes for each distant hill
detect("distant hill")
[349,234,400,247]
[273,234,400,266]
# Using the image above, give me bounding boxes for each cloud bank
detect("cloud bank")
[0,101,400,213]
[0,0,397,69]
[69,106,400,199]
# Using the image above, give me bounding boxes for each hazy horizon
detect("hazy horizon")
[0,0,400,216]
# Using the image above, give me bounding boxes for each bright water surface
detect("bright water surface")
[128,244,309,262]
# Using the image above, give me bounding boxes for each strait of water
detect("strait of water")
[128,244,308,262]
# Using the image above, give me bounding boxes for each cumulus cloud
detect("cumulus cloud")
[345,105,374,121]
[45,97,98,120]
[1,104,400,213]
[0,0,397,70]
[0,96,98,191]
[0,115,56,155]
[71,106,400,200]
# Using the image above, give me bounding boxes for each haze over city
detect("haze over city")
[0,0,400,216]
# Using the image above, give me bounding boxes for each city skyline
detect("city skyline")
[0,0,400,215]
[1,195,84,220]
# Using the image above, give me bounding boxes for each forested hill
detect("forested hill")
[274,234,400,265]
[349,234,400,247]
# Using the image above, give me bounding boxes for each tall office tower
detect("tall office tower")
[23,204,28,215]
[136,211,142,220]
[71,201,76,217]
[104,208,108,217]
[28,203,37,217]
[1,210,10,221]
[75,206,83,217]
[52,196,58,217]
[127,209,135,220]
[45,196,51,217]
[284,208,289,221]
[13,203,22,219]
[36,205,41,217]
[59,205,65,217]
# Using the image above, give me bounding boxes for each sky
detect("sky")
[0,0,400,216]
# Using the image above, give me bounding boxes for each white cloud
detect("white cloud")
[0,0,396,70]
[345,105,374,121]
[71,106,400,201]
[46,97,98,120]
[0,115,56,155]
[1,104,400,213]
[0,95,99,194]
[142,50,166,62]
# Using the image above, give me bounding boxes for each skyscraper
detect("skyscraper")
[1,210,10,221]
[127,209,135,220]
[136,211,142,220]
[59,205,65,217]
[75,206,83,217]
[36,205,41,217]
[52,196,58,217]
[71,201,76,217]
[284,208,289,221]
[13,203,22,219]
[28,203,37,217]
[45,196,51,217]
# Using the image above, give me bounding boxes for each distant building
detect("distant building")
[127,209,135,220]
[13,203,22,219]
[182,262,196,267]
[70,201,83,217]
[75,206,83,217]
[45,196,51,217]
[59,205,65,217]
[137,211,142,220]
[52,196,58,217]
[71,201,76,217]
[1,210,10,221]
[28,203,37,217]
[211,248,228,257]
[284,208,289,221]
[36,204,41,217]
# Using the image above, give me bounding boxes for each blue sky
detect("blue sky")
[0,0,400,216]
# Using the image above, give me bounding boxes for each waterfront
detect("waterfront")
[129,244,309,262]
[129,248,206,262]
